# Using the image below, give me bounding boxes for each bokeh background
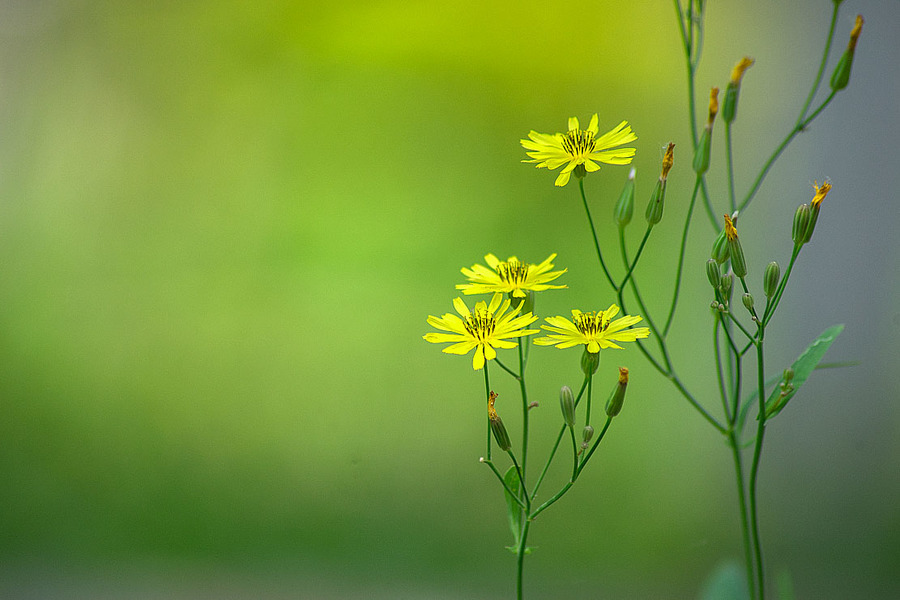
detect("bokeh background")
[1,0,898,598]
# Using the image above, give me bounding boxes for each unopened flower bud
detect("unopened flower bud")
[581,347,600,376]
[724,215,747,278]
[711,228,731,264]
[742,293,754,312]
[582,425,594,445]
[646,146,673,226]
[723,57,754,123]
[830,15,863,91]
[706,259,722,289]
[488,391,511,451]
[720,273,734,303]
[763,261,780,298]
[559,385,576,429]
[783,368,795,383]
[605,367,629,418]
[693,128,712,175]
[792,203,811,246]
[614,168,636,227]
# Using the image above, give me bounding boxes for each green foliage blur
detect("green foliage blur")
[1,1,898,597]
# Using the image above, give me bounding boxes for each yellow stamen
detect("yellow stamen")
[811,181,832,208]
[724,214,738,241]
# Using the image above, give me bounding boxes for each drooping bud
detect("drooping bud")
[581,347,600,376]
[706,258,722,289]
[803,181,832,243]
[711,228,730,264]
[614,168,636,227]
[488,391,511,451]
[830,15,864,91]
[763,261,780,298]
[559,385,576,429]
[646,144,674,225]
[723,57,754,123]
[605,367,629,418]
[723,214,747,278]
[792,203,811,246]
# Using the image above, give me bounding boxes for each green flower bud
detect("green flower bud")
[830,16,863,92]
[720,273,733,303]
[488,392,511,452]
[582,425,594,445]
[742,293,754,311]
[559,385,576,429]
[614,168,636,228]
[706,258,722,289]
[711,228,731,264]
[605,367,629,418]
[792,203,811,246]
[763,261,780,298]
[693,127,712,175]
[724,215,747,279]
[645,178,666,225]
[723,58,754,123]
[581,348,600,376]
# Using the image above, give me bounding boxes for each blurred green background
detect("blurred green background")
[1,0,898,597]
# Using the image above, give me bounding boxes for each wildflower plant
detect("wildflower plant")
[424,2,863,598]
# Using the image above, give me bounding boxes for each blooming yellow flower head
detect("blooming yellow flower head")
[811,180,832,209]
[457,253,567,299]
[730,57,755,85]
[534,304,650,354]
[424,293,539,370]
[521,114,637,187]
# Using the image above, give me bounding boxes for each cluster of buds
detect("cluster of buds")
[764,368,796,418]
[707,258,734,311]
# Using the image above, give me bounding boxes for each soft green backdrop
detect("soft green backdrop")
[1,1,898,598]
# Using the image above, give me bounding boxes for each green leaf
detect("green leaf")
[698,561,749,600]
[763,323,844,419]
[503,466,521,549]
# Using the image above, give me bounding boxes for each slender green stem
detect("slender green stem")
[493,358,520,380]
[798,1,841,122]
[664,177,702,335]
[749,334,768,599]
[585,374,593,428]
[482,459,526,510]
[483,364,492,461]
[726,122,737,214]
[518,339,529,479]
[516,519,531,600]
[763,245,801,326]
[578,178,617,289]
[714,317,732,424]
[508,451,531,512]
[728,430,756,600]
[576,416,613,478]
[531,377,589,500]
[619,225,653,291]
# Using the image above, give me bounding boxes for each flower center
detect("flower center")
[465,307,496,341]
[574,311,610,336]
[562,128,596,158]
[498,260,528,286]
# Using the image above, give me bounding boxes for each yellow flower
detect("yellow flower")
[521,114,637,187]
[456,253,567,298]
[811,180,832,209]
[424,293,540,370]
[534,304,650,353]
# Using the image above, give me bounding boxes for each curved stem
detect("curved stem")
[518,339,529,479]
[749,335,768,599]
[516,519,531,600]
[619,225,653,291]
[726,122,737,214]
[728,430,756,600]
[579,178,617,289]
[664,177,702,335]
[531,377,589,500]
[483,364,492,461]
